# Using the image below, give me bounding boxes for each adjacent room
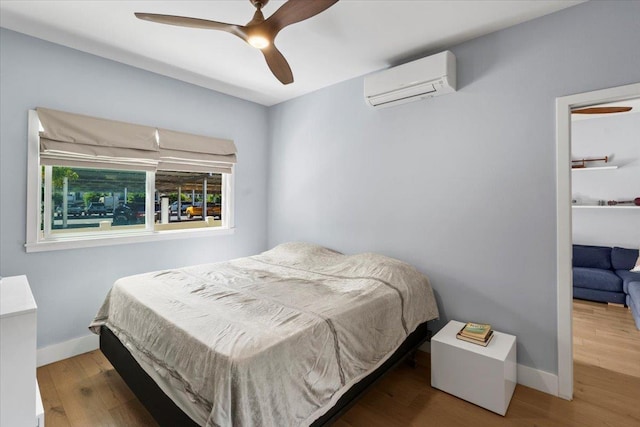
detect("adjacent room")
[1,1,639,426]
[570,98,640,379]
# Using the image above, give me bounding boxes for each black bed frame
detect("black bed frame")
[100,322,431,426]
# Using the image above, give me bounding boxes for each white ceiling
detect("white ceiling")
[0,0,584,106]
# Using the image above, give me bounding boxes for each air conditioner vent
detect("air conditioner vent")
[364,51,456,109]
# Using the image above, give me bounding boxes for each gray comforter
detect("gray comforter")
[90,242,439,426]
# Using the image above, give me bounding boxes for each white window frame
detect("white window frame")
[25,110,235,252]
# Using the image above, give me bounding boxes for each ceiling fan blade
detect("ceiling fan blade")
[572,106,632,114]
[265,0,339,34]
[134,13,247,39]
[261,44,294,84]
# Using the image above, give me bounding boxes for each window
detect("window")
[27,108,235,252]
[155,171,222,223]
[43,166,148,237]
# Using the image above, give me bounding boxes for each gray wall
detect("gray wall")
[0,29,269,348]
[572,112,640,248]
[267,0,640,374]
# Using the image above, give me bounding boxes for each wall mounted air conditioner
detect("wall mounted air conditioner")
[364,50,456,108]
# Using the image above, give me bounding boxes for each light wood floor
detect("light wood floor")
[38,301,640,427]
[573,299,640,378]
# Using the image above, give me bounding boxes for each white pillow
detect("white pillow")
[632,254,640,272]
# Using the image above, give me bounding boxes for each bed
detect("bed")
[90,242,439,426]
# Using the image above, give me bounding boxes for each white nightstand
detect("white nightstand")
[1,275,44,427]
[431,320,517,416]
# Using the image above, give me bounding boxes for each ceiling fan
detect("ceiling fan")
[135,0,339,85]
[572,106,632,114]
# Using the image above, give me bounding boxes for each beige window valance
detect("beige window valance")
[36,107,236,173]
[158,128,236,174]
[37,108,159,171]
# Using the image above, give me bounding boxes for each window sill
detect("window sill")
[24,226,235,253]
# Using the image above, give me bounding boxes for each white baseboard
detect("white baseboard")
[37,334,99,367]
[517,363,559,396]
[419,348,559,397]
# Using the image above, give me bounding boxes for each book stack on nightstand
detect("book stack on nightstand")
[456,322,494,346]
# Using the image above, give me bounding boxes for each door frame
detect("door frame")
[555,82,640,400]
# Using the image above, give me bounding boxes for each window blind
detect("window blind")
[37,108,159,171]
[157,128,237,174]
[36,108,237,174]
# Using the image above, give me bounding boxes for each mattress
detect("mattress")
[90,242,439,426]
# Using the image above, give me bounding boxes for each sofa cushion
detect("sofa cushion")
[632,254,640,272]
[573,267,623,292]
[627,282,640,330]
[573,245,612,269]
[611,246,640,270]
[574,287,626,305]
[616,270,640,294]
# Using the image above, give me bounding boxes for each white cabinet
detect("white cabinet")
[431,320,517,416]
[0,275,44,427]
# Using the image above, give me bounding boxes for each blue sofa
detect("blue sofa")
[573,244,640,329]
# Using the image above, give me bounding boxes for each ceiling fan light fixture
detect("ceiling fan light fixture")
[133,0,339,84]
[248,34,270,49]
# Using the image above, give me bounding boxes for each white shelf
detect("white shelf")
[572,205,639,209]
[572,166,618,171]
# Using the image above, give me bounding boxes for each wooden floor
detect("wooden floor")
[573,299,640,378]
[38,300,640,427]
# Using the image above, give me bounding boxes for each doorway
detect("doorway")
[555,82,640,400]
